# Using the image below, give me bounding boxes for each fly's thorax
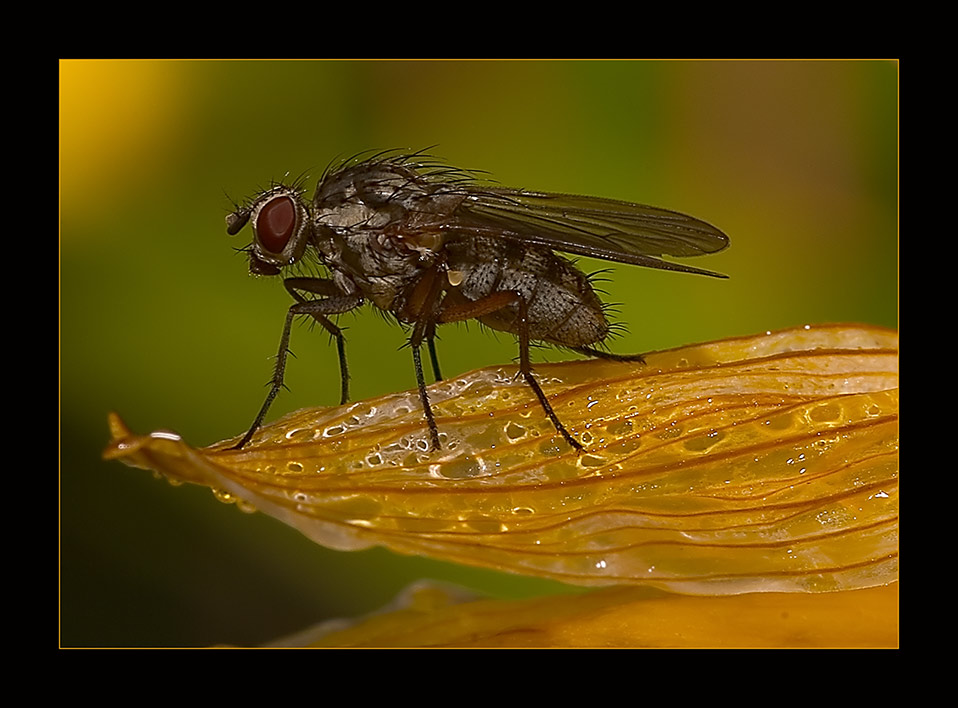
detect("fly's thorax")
[309,162,457,313]
[311,162,444,233]
[311,221,444,313]
[445,237,610,347]
[314,162,424,210]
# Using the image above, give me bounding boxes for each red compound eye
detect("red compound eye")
[256,196,297,254]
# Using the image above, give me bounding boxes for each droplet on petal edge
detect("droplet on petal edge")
[104,323,899,595]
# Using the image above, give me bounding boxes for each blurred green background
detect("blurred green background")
[60,60,898,647]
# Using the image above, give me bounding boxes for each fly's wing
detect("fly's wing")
[444,187,730,278]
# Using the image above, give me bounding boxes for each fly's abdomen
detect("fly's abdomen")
[447,237,609,347]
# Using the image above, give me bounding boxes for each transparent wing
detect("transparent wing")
[445,187,730,278]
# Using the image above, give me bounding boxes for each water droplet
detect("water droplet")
[537,439,564,457]
[150,430,181,441]
[415,437,432,452]
[606,419,633,437]
[236,499,257,514]
[579,454,606,468]
[439,456,484,479]
[684,430,724,452]
[808,402,843,424]
[212,488,235,504]
[505,422,527,440]
[656,423,684,440]
[287,461,304,473]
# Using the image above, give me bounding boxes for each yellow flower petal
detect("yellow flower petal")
[105,323,898,595]
[286,581,898,648]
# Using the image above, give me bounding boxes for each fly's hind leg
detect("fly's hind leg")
[571,346,646,365]
[438,290,584,452]
[231,278,362,450]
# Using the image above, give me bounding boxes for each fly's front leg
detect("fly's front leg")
[231,279,362,450]
[285,278,353,404]
[438,291,584,452]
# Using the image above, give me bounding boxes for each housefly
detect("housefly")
[225,150,729,451]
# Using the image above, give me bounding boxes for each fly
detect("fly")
[225,149,729,451]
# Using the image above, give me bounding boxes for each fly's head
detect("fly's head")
[227,184,312,276]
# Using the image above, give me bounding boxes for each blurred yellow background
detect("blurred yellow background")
[60,59,898,647]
